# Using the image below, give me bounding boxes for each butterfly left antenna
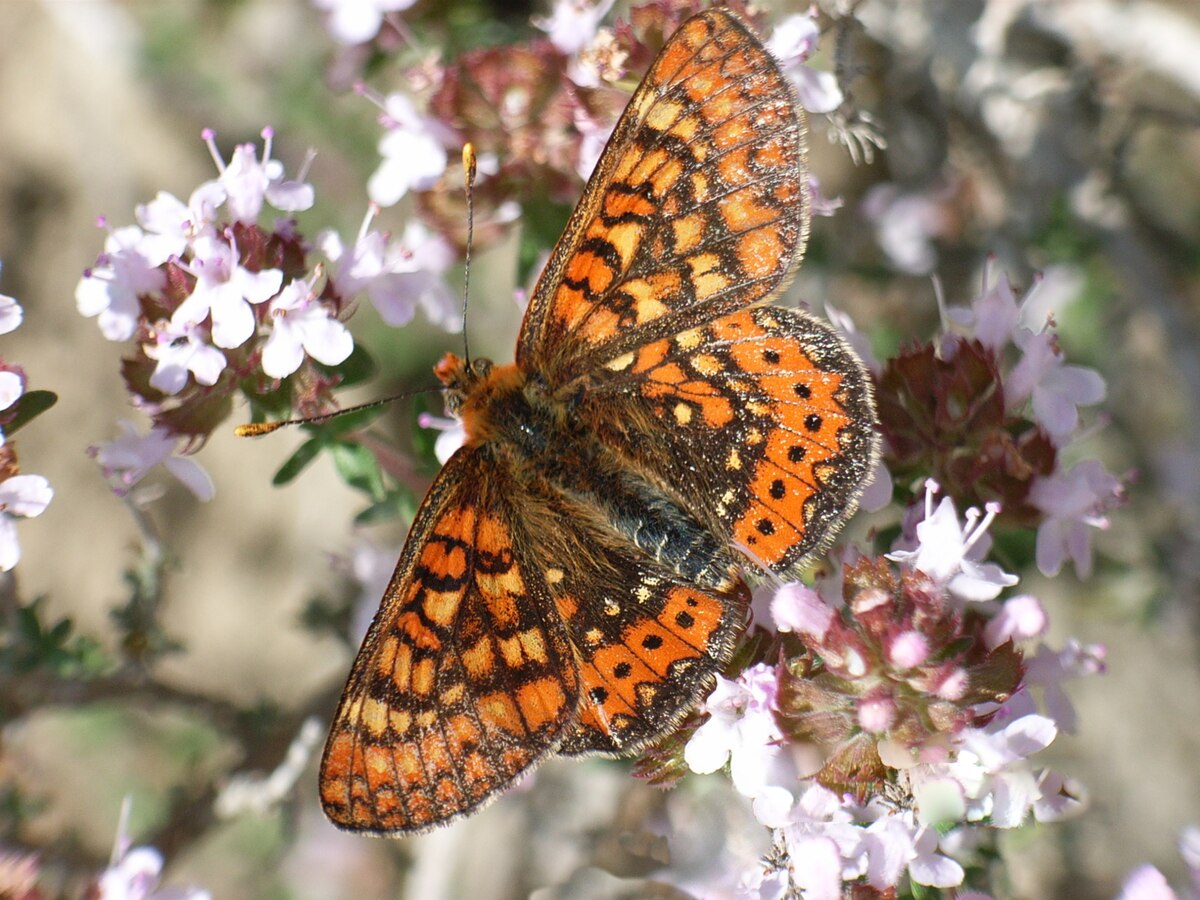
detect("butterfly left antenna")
[461,143,478,371]
[235,387,442,438]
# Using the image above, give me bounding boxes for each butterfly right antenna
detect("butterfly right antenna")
[461,143,478,371]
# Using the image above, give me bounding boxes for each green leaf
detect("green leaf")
[353,488,417,527]
[3,390,57,436]
[272,438,324,486]
[329,441,386,500]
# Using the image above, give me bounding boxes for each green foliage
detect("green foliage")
[0,598,108,679]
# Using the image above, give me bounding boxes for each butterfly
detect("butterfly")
[319,7,878,835]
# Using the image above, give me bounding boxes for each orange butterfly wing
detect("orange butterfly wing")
[517,8,808,385]
[319,7,876,833]
[319,449,580,834]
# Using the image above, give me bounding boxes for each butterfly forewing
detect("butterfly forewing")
[517,9,808,385]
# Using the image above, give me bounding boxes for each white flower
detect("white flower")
[144,320,227,395]
[321,216,459,330]
[260,280,354,378]
[534,0,615,55]
[172,234,283,349]
[0,293,24,335]
[684,664,785,802]
[417,411,467,465]
[98,797,211,900]
[766,14,844,113]
[92,421,215,501]
[0,370,24,412]
[887,481,1018,602]
[199,127,315,224]
[0,474,53,571]
[367,95,451,206]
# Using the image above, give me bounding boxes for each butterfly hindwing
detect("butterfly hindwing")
[517,8,808,386]
[579,306,878,575]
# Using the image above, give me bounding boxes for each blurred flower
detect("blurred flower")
[1029,459,1123,577]
[1117,865,1179,900]
[368,94,452,207]
[861,184,948,274]
[1007,329,1106,444]
[568,27,629,88]
[767,13,844,113]
[0,474,52,572]
[91,421,215,501]
[0,847,40,900]
[261,277,354,379]
[0,368,24,414]
[96,797,210,900]
[0,293,24,335]
[535,0,616,55]
[321,214,459,330]
[312,0,416,45]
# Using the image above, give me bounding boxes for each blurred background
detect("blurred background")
[1,0,1198,897]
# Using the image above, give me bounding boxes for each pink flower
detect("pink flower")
[984,594,1048,649]
[1029,459,1123,577]
[771,582,834,638]
[1007,329,1106,444]
[200,127,315,224]
[76,224,169,341]
[1117,865,1179,900]
[321,215,458,330]
[0,474,53,571]
[260,279,354,379]
[91,421,215,501]
[172,233,283,349]
[144,320,227,395]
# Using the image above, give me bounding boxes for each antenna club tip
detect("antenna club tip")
[462,143,477,179]
[235,421,283,438]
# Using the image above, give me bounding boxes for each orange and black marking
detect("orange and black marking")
[317,7,877,837]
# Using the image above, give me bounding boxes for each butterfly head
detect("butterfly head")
[434,352,493,415]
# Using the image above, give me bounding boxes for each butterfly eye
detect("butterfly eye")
[472,358,493,378]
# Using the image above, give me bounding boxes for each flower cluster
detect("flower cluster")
[75,128,457,500]
[0,269,53,572]
[879,262,1123,577]
[323,0,845,254]
[674,482,1096,898]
